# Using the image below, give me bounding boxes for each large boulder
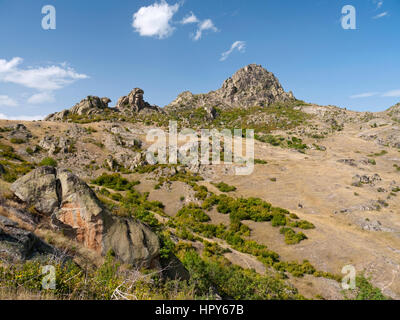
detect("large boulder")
[10,166,60,215]
[11,167,160,268]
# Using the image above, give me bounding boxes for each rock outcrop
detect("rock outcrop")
[0,215,57,263]
[7,124,32,142]
[10,167,160,268]
[45,96,112,121]
[165,64,295,113]
[115,88,164,115]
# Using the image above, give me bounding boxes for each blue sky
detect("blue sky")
[0,0,399,119]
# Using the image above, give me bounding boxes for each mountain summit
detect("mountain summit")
[165,64,295,112]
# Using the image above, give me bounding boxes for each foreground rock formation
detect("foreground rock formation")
[10,167,160,268]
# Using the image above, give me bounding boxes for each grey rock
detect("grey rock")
[116,88,164,115]
[0,215,57,263]
[7,123,32,141]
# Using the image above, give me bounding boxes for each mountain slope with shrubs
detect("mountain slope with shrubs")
[0,64,397,300]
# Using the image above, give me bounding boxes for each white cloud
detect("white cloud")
[373,12,388,19]
[193,19,218,41]
[132,0,180,39]
[27,92,55,104]
[0,57,88,91]
[220,41,246,61]
[181,12,198,24]
[0,95,18,107]
[0,113,44,121]
[350,92,379,99]
[383,89,400,97]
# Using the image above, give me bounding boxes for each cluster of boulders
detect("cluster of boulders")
[45,96,111,121]
[8,167,160,268]
[45,89,164,122]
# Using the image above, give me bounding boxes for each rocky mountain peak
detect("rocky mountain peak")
[165,64,295,112]
[216,64,294,107]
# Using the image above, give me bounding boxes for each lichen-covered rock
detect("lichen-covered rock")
[10,166,60,215]
[10,167,160,267]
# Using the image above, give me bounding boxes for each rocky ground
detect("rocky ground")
[0,64,399,300]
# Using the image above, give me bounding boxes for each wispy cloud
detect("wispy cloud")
[193,19,218,41]
[373,0,384,9]
[0,95,18,107]
[0,57,88,106]
[350,92,379,99]
[382,89,400,97]
[181,12,198,24]
[0,57,88,91]
[373,11,388,19]
[220,41,246,61]
[0,113,44,121]
[132,0,180,39]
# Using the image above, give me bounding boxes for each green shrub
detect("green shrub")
[212,182,237,193]
[40,157,57,167]
[10,138,25,144]
[280,227,308,245]
[91,173,140,191]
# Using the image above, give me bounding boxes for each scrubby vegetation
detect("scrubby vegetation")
[39,157,58,167]
[343,275,389,300]
[91,173,140,191]
[212,182,237,193]
[0,143,35,182]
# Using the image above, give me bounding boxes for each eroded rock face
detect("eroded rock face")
[11,167,160,267]
[165,64,295,112]
[116,88,163,115]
